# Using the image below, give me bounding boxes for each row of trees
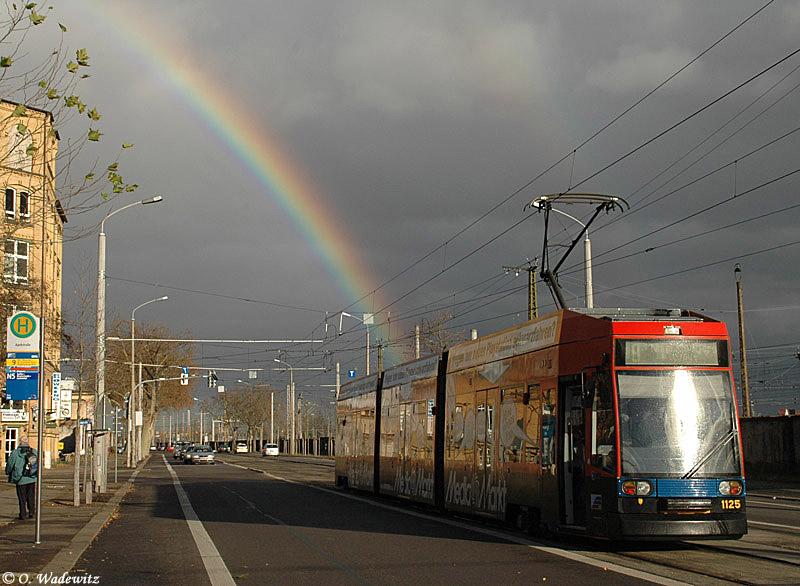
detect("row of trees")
[197,384,332,452]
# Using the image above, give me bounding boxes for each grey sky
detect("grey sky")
[51,1,799,413]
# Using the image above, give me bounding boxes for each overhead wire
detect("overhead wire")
[319,1,782,334]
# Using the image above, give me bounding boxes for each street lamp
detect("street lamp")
[274,358,295,454]
[129,295,168,466]
[339,312,374,375]
[531,201,593,308]
[95,195,162,491]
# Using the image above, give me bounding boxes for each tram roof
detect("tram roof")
[567,307,712,322]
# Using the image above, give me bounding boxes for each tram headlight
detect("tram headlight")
[620,479,654,496]
[719,480,743,496]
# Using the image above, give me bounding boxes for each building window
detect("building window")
[4,427,18,465]
[18,191,29,219]
[4,239,28,284]
[7,131,33,171]
[5,187,14,219]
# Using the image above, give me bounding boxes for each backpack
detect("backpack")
[20,446,37,478]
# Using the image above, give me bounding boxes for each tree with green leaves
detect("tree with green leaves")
[0,3,142,226]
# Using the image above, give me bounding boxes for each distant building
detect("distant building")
[0,100,65,467]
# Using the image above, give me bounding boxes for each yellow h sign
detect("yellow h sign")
[7,311,40,351]
[11,314,35,337]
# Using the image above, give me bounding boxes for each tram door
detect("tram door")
[476,389,498,508]
[561,383,586,526]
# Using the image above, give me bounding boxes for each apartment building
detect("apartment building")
[0,100,65,467]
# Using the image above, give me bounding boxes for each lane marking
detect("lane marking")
[747,500,800,511]
[224,461,688,586]
[220,485,373,586]
[748,520,800,531]
[164,456,236,586]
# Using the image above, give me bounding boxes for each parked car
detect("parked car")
[235,441,248,453]
[188,445,215,465]
[262,443,279,457]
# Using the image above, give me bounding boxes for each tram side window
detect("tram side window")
[499,388,525,463]
[523,384,541,464]
[541,388,556,472]
[590,372,616,473]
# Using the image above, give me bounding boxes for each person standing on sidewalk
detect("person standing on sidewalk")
[5,436,37,520]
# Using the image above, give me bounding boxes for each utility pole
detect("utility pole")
[503,259,539,320]
[734,264,751,417]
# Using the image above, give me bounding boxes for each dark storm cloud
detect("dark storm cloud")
[57,0,799,410]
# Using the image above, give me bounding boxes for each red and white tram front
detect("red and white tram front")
[592,334,747,540]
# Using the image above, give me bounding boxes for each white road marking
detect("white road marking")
[164,456,236,586]
[226,460,688,586]
[748,520,800,531]
[220,485,374,586]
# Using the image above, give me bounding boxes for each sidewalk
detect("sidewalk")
[0,456,145,577]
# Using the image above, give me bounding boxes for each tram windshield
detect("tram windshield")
[617,370,740,477]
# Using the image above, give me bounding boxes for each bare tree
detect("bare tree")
[405,312,467,360]
[60,254,97,505]
[104,318,196,458]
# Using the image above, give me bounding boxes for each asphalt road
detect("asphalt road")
[74,454,672,586]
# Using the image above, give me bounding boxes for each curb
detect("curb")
[38,458,148,575]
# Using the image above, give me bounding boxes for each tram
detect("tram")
[335,308,747,540]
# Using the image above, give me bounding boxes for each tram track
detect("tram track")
[587,532,800,585]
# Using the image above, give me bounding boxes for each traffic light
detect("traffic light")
[207,370,218,388]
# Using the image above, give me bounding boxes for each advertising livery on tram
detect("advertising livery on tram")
[336,307,746,540]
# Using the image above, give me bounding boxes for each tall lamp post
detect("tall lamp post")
[274,358,295,454]
[95,195,163,491]
[129,296,168,467]
[734,264,751,417]
[339,312,375,374]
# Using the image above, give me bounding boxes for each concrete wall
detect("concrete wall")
[740,415,800,481]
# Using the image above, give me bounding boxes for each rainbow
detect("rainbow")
[74,3,402,364]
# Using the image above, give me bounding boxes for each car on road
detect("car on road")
[173,441,193,459]
[235,441,248,453]
[262,443,279,456]
[183,445,197,464]
[188,445,215,465]
[216,443,231,453]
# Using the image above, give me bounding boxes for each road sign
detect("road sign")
[52,372,61,414]
[348,369,357,378]
[1,409,29,422]
[181,366,189,386]
[6,351,39,400]
[59,388,73,419]
[7,311,40,352]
